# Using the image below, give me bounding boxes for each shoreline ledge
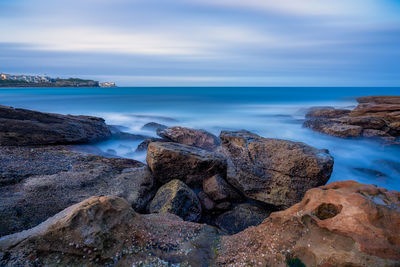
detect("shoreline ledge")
[0,100,399,266]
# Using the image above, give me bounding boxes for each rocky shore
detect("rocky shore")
[304,95,400,143]
[0,102,399,266]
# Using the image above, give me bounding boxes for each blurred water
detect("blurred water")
[1,87,400,190]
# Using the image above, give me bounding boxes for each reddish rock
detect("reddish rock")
[217,181,400,266]
[158,126,220,151]
[197,191,216,211]
[305,107,350,118]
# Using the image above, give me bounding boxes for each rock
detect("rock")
[0,196,220,267]
[303,119,363,137]
[135,137,168,152]
[215,202,232,211]
[0,146,155,236]
[305,107,351,118]
[146,142,226,187]
[158,126,221,151]
[216,204,271,234]
[203,174,242,202]
[0,105,111,145]
[141,122,168,131]
[304,96,400,142]
[149,179,202,222]
[220,130,334,208]
[353,167,387,178]
[197,191,216,211]
[217,181,400,266]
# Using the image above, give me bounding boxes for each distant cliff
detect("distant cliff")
[0,73,115,87]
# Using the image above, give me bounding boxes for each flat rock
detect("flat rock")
[0,196,220,267]
[158,126,221,151]
[216,203,271,234]
[0,146,155,236]
[217,181,400,266]
[141,122,168,131]
[149,179,202,222]
[220,130,334,208]
[0,105,111,145]
[146,142,226,187]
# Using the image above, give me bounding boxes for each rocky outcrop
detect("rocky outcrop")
[135,137,168,152]
[0,146,155,236]
[0,105,111,145]
[203,174,242,203]
[0,196,220,267]
[158,126,221,151]
[215,204,271,234]
[220,130,334,208]
[146,142,226,187]
[217,181,400,266]
[149,179,202,222]
[304,96,400,142]
[141,122,167,131]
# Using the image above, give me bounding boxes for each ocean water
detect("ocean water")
[1,87,400,191]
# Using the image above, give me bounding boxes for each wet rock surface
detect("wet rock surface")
[0,146,155,236]
[203,174,242,203]
[217,181,400,266]
[149,179,202,222]
[141,122,168,131]
[146,141,226,187]
[158,126,221,151]
[0,105,111,145]
[304,96,400,142]
[220,130,334,208]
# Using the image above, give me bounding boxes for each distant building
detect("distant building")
[99,82,116,87]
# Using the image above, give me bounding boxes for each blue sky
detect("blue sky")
[1,0,400,86]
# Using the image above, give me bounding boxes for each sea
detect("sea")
[1,87,399,190]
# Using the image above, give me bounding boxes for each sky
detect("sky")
[1,0,400,86]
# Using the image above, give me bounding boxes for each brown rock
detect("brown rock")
[217,181,400,266]
[146,142,226,187]
[216,203,271,234]
[215,201,232,211]
[158,126,221,151]
[203,174,242,202]
[197,191,216,211]
[303,119,363,137]
[149,179,202,222]
[305,107,350,118]
[0,196,220,267]
[220,130,334,208]
[0,146,155,236]
[0,105,111,146]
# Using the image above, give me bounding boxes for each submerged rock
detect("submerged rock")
[149,179,202,222]
[0,196,220,267]
[0,146,155,236]
[216,203,271,234]
[146,142,226,187]
[0,105,111,145]
[141,122,168,131]
[220,130,334,208]
[158,126,221,151]
[217,181,400,266]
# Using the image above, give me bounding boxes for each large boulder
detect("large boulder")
[203,174,242,203]
[220,130,334,208]
[0,146,155,236]
[149,179,202,222]
[0,105,111,145]
[158,126,221,151]
[0,196,220,267]
[146,142,226,187]
[215,204,271,234]
[304,96,400,142]
[217,181,400,266]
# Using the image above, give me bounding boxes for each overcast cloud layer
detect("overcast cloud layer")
[1,0,400,86]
